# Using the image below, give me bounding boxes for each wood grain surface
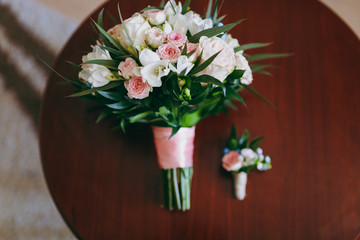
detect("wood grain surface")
[39,0,360,239]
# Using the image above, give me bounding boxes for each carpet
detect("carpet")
[0,0,77,239]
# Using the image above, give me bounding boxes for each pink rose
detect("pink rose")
[145,27,166,48]
[167,32,187,47]
[124,76,152,99]
[222,151,243,172]
[118,58,138,79]
[156,44,181,63]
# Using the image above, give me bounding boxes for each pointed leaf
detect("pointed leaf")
[230,125,237,140]
[92,20,127,53]
[182,0,191,14]
[243,85,274,107]
[118,4,137,56]
[234,42,272,52]
[67,82,122,97]
[129,111,153,123]
[97,9,105,28]
[169,126,180,139]
[97,90,124,101]
[247,53,291,62]
[238,129,249,148]
[206,0,213,18]
[84,59,119,69]
[96,110,109,124]
[189,50,221,75]
[66,61,82,72]
[228,69,245,79]
[106,101,133,109]
[249,136,264,151]
[189,19,244,43]
[226,86,246,106]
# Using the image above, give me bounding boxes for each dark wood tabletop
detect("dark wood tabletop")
[39,0,360,239]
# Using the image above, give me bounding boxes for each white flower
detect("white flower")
[79,46,114,87]
[225,34,240,48]
[235,53,253,85]
[241,148,258,166]
[186,11,212,35]
[143,10,166,25]
[164,0,182,16]
[145,27,166,48]
[168,13,188,34]
[196,36,236,81]
[163,21,173,34]
[138,49,170,87]
[169,56,194,75]
[113,13,151,51]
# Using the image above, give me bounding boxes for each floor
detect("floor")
[0,0,358,239]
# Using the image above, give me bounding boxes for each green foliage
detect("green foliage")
[188,19,244,43]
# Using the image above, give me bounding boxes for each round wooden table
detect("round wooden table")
[39,0,360,239]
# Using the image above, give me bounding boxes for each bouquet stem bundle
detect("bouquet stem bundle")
[161,167,193,211]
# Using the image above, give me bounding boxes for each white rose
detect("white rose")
[186,11,212,35]
[197,36,236,81]
[145,27,166,48]
[143,10,166,25]
[235,53,253,85]
[225,34,240,48]
[168,13,188,34]
[79,46,114,87]
[164,0,182,16]
[138,49,170,87]
[114,13,151,51]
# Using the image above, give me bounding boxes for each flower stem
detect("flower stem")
[172,168,182,210]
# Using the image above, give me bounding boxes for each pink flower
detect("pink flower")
[167,32,187,47]
[124,76,152,99]
[156,44,181,63]
[186,42,200,62]
[222,151,243,172]
[145,27,166,48]
[118,58,138,79]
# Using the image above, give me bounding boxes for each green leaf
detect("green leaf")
[160,0,165,8]
[250,64,276,73]
[243,85,274,107]
[118,4,138,56]
[230,125,237,140]
[247,53,291,62]
[249,136,264,151]
[234,42,272,52]
[101,46,129,58]
[180,110,201,127]
[228,69,245,79]
[238,129,249,148]
[92,20,127,53]
[141,6,163,12]
[212,0,219,20]
[193,75,226,95]
[229,139,238,150]
[66,61,82,72]
[182,0,191,14]
[189,50,221,75]
[226,86,246,106]
[120,119,126,132]
[106,100,133,110]
[181,43,188,55]
[96,110,109,124]
[189,19,244,43]
[97,9,105,28]
[206,0,213,18]
[213,15,226,25]
[107,12,119,25]
[129,111,153,123]
[67,82,122,97]
[97,90,123,101]
[84,59,119,69]
[169,127,180,139]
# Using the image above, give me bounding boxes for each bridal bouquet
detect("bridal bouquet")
[64,0,285,211]
[222,126,272,200]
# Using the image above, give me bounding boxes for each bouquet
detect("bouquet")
[63,0,285,211]
[222,126,271,200]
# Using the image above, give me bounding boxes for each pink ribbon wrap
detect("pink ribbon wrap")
[152,126,196,169]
